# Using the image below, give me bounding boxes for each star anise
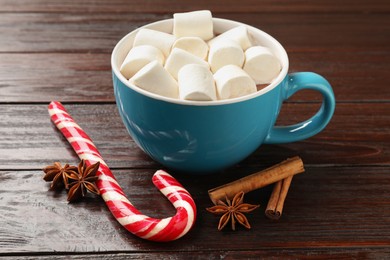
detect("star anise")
[206,191,259,231]
[66,160,100,202]
[43,162,78,190]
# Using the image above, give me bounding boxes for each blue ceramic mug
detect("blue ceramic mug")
[111,18,335,173]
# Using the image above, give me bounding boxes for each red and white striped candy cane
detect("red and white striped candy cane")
[48,101,196,242]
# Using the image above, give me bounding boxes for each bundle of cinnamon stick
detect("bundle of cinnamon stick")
[208,156,304,220]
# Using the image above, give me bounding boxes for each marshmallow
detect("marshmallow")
[173,10,214,41]
[164,48,209,80]
[172,37,209,60]
[208,25,252,50]
[120,45,164,79]
[213,65,256,100]
[133,28,176,58]
[129,60,178,99]
[243,46,281,84]
[208,39,245,73]
[178,64,216,101]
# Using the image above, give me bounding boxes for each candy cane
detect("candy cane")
[48,101,196,242]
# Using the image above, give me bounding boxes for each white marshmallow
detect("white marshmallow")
[172,37,209,60]
[133,28,176,58]
[178,64,216,101]
[208,25,252,50]
[208,39,245,73]
[120,45,164,79]
[213,65,256,100]
[173,10,214,41]
[164,48,209,80]
[243,46,281,84]
[129,60,178,99]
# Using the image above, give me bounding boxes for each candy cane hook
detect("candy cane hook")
[48,101,196,242]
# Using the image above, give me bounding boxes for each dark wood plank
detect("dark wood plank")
[0,0,389,13]
[0,13,388,53]
[0,53,113,103]
[0,103,388,170]
[1,51,388,102]
[0,167,389,253]
[0,104,155,170]
[1,0,388,258]
[0,13,164,53]
[3,248,390,259]
[289,50,390,102]
[236,13,390,52]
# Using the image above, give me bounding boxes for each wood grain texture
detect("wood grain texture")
[4,249,390,259]
[0,13,388,53]
[0,104,155,170]
[1,0,389,258]
[0,167,389,254]
[1,51,389,102]
[0,0,389,13]
[0,103,388,170]
[0,13,165,53]
[0,53,113,102]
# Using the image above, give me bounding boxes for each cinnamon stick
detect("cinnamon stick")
[208,156,304,204]
[265,176,293,220]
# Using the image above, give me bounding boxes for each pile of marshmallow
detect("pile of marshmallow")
[120,10,281,101]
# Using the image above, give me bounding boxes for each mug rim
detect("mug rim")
[111,18,289,106]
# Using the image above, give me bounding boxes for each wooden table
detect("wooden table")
[1,1,389,258]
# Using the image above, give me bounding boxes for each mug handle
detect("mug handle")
[264,72,335,144]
